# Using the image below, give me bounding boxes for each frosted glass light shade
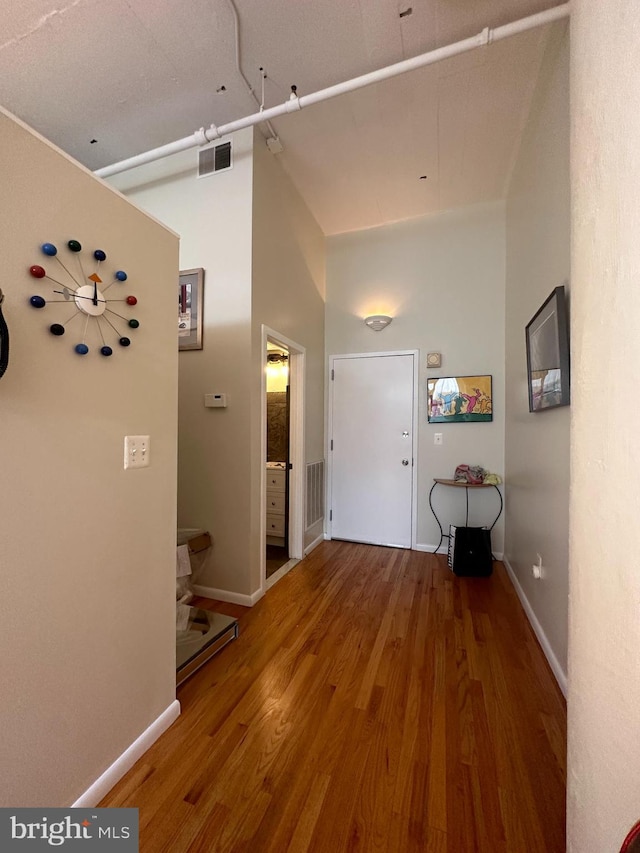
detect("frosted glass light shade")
[364,314,392,331]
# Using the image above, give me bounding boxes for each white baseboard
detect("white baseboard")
[71,699,181,807]
[414,542,504,560]
[192,584,263,607]
[414,542,448,555]
[304,533,324,555]
[503,556,567,697]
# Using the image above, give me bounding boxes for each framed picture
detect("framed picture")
[178,268,204,351]
[427,375,493,423]
[525,285,570,412]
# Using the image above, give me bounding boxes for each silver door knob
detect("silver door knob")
[402,459,409,466]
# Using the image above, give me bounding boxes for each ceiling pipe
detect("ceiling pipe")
[224,0,280,144]
[95,2,569,180]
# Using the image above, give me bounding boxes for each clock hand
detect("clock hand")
[88,272,102,307]
[53,289,106,304]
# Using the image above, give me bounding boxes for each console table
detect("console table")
[428,478,503,554]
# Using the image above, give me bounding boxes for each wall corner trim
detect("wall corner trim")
[503,556,567,696]
[304,534,325,556]
[192,584,263,607]
[71,699,181,807]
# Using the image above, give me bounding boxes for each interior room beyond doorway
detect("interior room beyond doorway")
[266,341,290,577]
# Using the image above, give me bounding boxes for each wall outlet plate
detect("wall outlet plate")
[204,393,227,408]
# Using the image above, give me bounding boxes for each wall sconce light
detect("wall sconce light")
[364,314,393,331]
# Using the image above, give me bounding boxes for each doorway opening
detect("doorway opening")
[261,326,306,592]
[266,341,290,577]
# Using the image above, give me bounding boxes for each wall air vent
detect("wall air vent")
[198,141,233,178]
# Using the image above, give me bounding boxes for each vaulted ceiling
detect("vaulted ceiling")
[1,0,566,234]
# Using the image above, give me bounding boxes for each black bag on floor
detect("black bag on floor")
[448,525,493,577]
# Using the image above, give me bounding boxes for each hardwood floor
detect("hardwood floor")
[266,544,289,578]
[100,541,566,852]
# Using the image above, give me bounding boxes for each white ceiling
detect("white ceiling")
[0,0,565,235]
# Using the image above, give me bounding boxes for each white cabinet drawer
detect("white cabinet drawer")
[266,470,286,491]
[266,492,285,513]
[266,513,285,536]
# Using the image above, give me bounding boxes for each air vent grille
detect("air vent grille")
[306,460,325,528]
[198,141,233,178]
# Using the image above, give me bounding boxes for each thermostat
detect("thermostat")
[204,393,227,408]
[427,352,442,368]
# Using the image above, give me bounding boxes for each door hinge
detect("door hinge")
[330,510,333,521]
[331,368,335,380]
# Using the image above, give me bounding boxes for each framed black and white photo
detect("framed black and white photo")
[525,285,570,412]
[178,268,204,351]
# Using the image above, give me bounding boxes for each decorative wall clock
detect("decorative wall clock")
[28,240,139,357]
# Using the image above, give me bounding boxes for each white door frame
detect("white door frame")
[327,350,419,549]
[261,325,305,593]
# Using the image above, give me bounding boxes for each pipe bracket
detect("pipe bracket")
[480,26,493,46]
[285,96,301,113]
[194,127,209,146]
[205,123,221,142]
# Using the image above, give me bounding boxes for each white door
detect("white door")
[330,353,415,548]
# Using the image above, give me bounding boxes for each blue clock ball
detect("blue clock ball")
[41,243,57,256]
[30,295,46,308]
[115,270,127,281]
[94,250,107,262]
[100,346,113,357]
[75,343,89,355]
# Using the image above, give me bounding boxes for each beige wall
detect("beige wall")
[112,130,255,597]
[251,132,326,561]
[113,129,326,596]
[569,2,640,849]
[326,203,506,553]
[504,27,570,685]
[0,108,178,806]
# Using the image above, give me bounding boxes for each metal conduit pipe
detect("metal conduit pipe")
[224,0,279,142]
[95,2,570,179]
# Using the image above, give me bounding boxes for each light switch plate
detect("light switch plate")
[124,435,150,469]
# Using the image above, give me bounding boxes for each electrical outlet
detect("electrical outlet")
[532,553,543,579]
[434,433,443,445]
[124,435,150,469]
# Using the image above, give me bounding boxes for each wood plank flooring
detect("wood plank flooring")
[100,541,566,852]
